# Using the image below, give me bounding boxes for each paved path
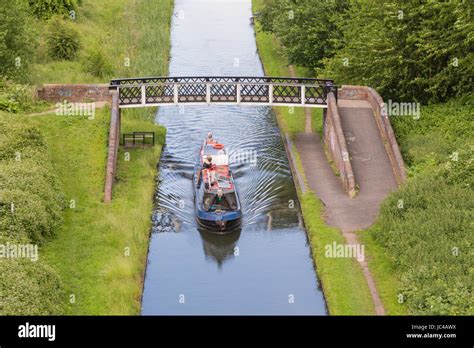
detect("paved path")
[294,99,398,315]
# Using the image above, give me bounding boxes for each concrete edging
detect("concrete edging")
[283,133,307,193]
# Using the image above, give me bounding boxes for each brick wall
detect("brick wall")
[323,92,357,197]
[37,84,111,103]
[104,91,121,203]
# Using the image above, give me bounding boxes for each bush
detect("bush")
[0,115,65,244]
[29,0,77,20]
[0,118,47,160]
[320,0,473,103]
[0,80,37,113]
[84,49,113,78]
[371,175,473,314]
[0,257,65,315]
[0,113,66,314]
[0,0,35,81]
[257,0,473,103]
[46,17,81,61]
[0,161,64,244]
[258,0,348,70]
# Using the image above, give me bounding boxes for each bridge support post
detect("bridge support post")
[206,83,211,105]
[104,90,121,203]
[236,83,241,104]
[322,108,327,140]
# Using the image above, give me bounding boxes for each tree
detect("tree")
[258,0,349,71]
[0,0,35,81]
[321,0,473,103]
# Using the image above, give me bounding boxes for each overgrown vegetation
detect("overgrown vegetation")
[0,80,46,113]
[29,0,77,20]
[0,113,65,315]
[46,17,81,61]
[0,1,35,81]
[31,110,166,314]
[365,97,473,315]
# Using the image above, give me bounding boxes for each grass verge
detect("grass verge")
[30,108,165,314]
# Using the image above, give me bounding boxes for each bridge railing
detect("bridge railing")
[109,76,337,108]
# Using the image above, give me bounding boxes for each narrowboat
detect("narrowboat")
[193,135,242,232]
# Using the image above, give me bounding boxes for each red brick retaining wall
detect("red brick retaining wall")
[37,84,111,103]
[324,92,357,197]
[104,92,121,203]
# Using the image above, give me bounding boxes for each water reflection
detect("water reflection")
[198,228,241,268]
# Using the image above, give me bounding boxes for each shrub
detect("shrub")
[0,80,37,113]
[257,0,348,70]
[0,160,64,244]
[0,0,35,81]
[320,0,473,103]
[46,17,81,61]
[0,257,65,315]
[29,0,77,20]
[0,118,47,160]
[0,113,66,314]
[84,49,113,78]
[371,175,473,314]
[0,115,65,244]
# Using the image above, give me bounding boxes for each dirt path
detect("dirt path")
[293,99,398,315]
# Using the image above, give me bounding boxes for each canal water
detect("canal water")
[141,0,327,315]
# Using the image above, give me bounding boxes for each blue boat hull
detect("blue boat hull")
[193,165,242,233]
[196,208,242,232]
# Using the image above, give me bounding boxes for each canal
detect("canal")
[141,0,327,315]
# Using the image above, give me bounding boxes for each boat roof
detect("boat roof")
[202,144,226,155]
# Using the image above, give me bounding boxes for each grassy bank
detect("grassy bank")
[1,0,173,315]
[34,0,172,314]
[253,0,375,315]
[30,110,165,314]
[30,0,172,85]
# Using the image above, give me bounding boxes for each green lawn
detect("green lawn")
[30,109,165,314]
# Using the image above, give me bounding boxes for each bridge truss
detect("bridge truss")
[109,76,337,108]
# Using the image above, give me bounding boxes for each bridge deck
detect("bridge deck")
[109,76,337,108]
